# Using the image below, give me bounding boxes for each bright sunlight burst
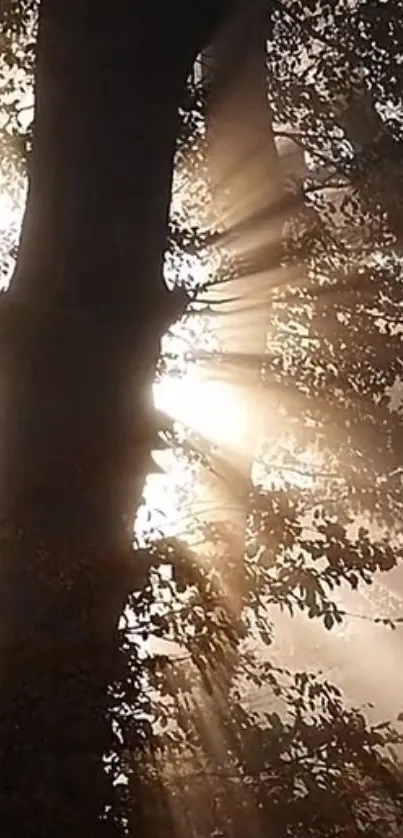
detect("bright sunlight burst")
[155,374,247,450]
[0,192,14,232]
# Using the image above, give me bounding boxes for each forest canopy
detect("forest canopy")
[1,1,403,836]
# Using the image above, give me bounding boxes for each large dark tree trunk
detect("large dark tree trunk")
[0,2,233,835]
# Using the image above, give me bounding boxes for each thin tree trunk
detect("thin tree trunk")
[204,3,286,618]
[176,11,288,829]
[0,2,232,835]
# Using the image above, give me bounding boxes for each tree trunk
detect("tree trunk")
[176,9,288,824]
[204,2,286,615]
[0,2,232,835]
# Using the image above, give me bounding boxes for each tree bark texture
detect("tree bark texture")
[0,1,234,835]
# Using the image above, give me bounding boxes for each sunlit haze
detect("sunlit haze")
[1,49,403,807]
